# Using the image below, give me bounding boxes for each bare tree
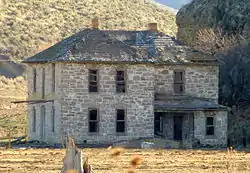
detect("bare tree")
[194,28,243,55]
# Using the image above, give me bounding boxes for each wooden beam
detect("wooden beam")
[11,99,54,104]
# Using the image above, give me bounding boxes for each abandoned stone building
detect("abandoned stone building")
[23,19,228,148]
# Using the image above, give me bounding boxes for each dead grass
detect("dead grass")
[0,76,27,138]
[0,148,250,173]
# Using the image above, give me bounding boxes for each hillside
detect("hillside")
[0,0,177,61]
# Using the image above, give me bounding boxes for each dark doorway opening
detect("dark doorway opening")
[174,116,183,140]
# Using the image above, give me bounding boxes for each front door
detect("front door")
[174,116,183,140]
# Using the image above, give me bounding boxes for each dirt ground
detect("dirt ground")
[0,148,250,173]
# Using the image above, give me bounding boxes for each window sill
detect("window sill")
[116,132,126,136]
[205,135,217,139]
[88,132,99,135]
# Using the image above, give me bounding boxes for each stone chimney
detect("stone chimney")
[148,23,158,32]
[92,18,99,29]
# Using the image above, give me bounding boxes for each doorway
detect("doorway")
[174,116,183,140]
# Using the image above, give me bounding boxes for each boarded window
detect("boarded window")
[89,69,98,92]
[33,68,37,93]
[174,70,184,94]
[116,109,126,133]
[42,68,45,98]
[51,106,55,132]
[52,63,55,92]
[116,70,126,93]
[206,117,214,135]
[89,109,99,133]
[32,107,36,133]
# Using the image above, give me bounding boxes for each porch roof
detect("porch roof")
[154,96,228,111]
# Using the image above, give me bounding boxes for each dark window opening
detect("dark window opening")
[116,70,126,93]
[32,107,36,133]
[116,109,125,133]
[52,63,55,92]
[89,70,98,92]
[42,68,45,99]
[206,117,214,135]
[51,106,55,132]
[154,112,164,135]
[33,68,36,93]
[174,70,185,94]
[40,105,46,138]
[89,109,99,133]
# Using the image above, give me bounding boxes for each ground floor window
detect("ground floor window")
[88,109,99,133]
[206,117,214,135]
[116,109,126,133]
[32,107,36,133]
[154,112,164,135]
[51,106,55,132]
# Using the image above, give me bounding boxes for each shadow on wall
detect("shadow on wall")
[0,55,25,78]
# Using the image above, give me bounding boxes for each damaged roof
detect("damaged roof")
[23,28,217,65]
[154,95,228,111]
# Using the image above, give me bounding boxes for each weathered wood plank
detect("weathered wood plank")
[61,137,92,173]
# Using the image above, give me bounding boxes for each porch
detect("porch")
[154,112,194,148]
[154,94,228,148]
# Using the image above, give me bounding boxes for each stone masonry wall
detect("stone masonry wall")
[194,110,227,147]
[27,64,62,143]
[60,63,155,144]
[155,65,219,102]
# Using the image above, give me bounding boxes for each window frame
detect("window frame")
[116,69,127,93]
[206,116,215,136]
[88,69,99,93]
[88,108,99,134]
[116,109,126,135]
[32,107,36,133]
[173,69,185,94]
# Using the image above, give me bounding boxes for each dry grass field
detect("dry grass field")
[0,148,250,173]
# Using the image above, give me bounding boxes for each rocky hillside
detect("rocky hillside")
[0,0,177,61]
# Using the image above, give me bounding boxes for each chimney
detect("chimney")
[148,23,158,32]
[91,18,99,29]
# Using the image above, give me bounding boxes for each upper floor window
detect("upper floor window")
[33,68,37,93]
[42,68,45,99]
[116,109,126,133]
[116,70,126,93]
[89,69,98,92]
[206,117,214,135]
[52,63,55,93]
[174,70,185,94]
[88,109,99,133]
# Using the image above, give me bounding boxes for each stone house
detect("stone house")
[23,19,228,148]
